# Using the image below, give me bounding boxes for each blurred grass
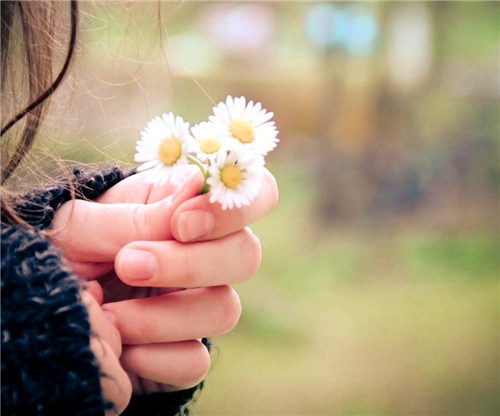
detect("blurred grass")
[194,162,499,415]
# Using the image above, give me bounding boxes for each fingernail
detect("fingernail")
[177,210,214,242]
[118,249,156,281]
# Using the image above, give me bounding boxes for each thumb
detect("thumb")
[51,173,203,263]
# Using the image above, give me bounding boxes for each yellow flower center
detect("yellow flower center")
[200,138,221,154]
[158,138,182,166]
[221,165,242,189]
[229,119,255,143]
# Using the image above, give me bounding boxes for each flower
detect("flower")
[209,96,279,156]
[134,95,278,209]
[206,149,265,210]
[190,121,228,163]
[134,112,193,186]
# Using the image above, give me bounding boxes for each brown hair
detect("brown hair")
[1,0,79,223]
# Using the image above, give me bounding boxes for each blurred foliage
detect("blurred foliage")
[194,162,498,415]
[23,1,500,415]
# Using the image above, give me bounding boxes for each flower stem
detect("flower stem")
[187,154,207,177]
[187,154,211,194]
[199,181,211,194]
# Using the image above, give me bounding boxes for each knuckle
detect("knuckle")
[216,285,242,334]
[107,326,123,357]
[239,228,262,280]
[179,341,211,389]
[131,204,148,240]
[263,169,279,212]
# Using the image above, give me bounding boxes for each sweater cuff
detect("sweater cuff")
[9,165,135,229]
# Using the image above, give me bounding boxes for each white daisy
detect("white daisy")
[206,149,265,210]
[190,121,228,163]
[134,112,193,186]
[209,96,279,156]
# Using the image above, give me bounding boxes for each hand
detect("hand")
[51,169,279,393]
[81,288,132,415]
[53,168,278,278]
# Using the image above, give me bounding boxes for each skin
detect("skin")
[82,289,132,415]
[51,168,278,413]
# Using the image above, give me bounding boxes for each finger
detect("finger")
[51,172,204,263]
[171,168,279,242]
[67,260,114,281]
[122,340,210,391]
[91,337,132,415]
[84,291,132,412]
[85,280,104,305]
[102,286,241,345]
[115,228,261,287]
[96,167,200,205]
[82,290,122,358]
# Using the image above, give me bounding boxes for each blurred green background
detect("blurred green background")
[41,1,498,415]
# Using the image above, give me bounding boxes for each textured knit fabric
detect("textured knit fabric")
[1,224,107,416]
[6,166,132,230]
[1,166,208,416]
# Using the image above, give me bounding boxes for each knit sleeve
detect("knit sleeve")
[1,224,106,415]
[3,165,211,416]
[7,165,135,229]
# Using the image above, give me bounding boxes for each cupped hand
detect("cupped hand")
[52,168,278,280]
[50,168,279,393]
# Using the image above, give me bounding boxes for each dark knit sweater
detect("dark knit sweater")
[1,166,206,416]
